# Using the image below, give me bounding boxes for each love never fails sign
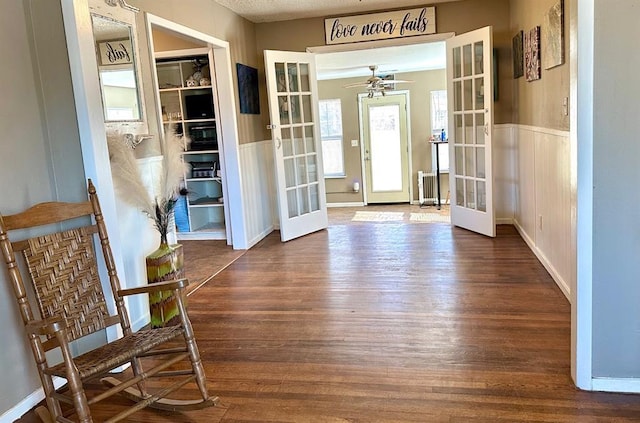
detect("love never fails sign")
[324,7,436,45]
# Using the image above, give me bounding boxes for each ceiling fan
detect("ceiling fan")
[343,65,413,97]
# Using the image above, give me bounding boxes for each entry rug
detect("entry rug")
[352,211,404,222]
[409,212,450,223]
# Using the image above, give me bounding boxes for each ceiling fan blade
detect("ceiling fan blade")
[379,79,414,85]
[343,81,373,88]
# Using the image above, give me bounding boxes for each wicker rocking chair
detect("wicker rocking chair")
[0,180,218,422]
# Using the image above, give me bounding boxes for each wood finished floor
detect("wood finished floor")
[17,219,640,422]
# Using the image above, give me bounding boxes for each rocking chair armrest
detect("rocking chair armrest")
[26,317,65,336]
[118,278,189,297]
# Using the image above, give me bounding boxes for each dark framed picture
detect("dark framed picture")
[512,30,524,78]
[236,63,260,114]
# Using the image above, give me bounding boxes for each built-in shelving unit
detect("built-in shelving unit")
[154,49,229,240]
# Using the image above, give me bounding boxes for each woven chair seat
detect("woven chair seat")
[45,326,185,380]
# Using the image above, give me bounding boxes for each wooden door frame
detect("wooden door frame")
[357,90,413,205]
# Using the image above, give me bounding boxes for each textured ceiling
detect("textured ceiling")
[213,0,458,23]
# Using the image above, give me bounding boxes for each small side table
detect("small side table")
[429,140,448,210]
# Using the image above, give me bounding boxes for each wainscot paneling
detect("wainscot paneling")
[239,140,277,248]
[513,125,573,300]
[494,124,516,223]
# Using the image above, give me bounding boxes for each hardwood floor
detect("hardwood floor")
[17,219,640,422]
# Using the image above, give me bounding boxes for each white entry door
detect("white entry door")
[264,50,328,242]
[361,93,410,204]
[446,26,495,237]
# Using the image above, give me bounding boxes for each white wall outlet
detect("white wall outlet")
[351,139,359,147]
[563,97,569,116]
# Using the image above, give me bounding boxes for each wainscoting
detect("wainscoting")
[238,140,277,248]
[511,124,573,300]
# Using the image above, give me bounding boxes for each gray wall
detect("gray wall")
[591,0,640,378]
[0,0,87,416]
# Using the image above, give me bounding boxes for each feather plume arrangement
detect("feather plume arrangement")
[108,127,189,244]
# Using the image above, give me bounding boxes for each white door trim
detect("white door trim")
[144,13,248,249]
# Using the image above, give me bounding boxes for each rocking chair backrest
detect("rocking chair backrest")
[0,180,128,348]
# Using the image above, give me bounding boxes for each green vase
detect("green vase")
[146,243,184,328]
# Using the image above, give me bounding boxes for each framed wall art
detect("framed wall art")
[236,63,260,114]
[512,30,524,78]
[525,26,541,82]
[543,0,565,69]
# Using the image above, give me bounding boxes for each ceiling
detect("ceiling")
[212,0,452,80]
[213,0,457,24]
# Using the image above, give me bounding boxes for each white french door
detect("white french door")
[446,26,495,237]
[361,93,410,203]
[264,50,328,242]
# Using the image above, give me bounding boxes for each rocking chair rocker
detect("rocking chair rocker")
[0,180,218,422]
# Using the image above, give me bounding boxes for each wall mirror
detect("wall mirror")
[91,14,142,121]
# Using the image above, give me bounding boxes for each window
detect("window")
[430,90,449,173]
[319,99,345,177]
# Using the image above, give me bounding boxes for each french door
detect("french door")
[361,93,410,203]
[264,50,328,242]
[446,26,495,237]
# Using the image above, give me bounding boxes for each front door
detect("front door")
[264,50,328,242]
[446,26,495,237]
[361,93,410,204]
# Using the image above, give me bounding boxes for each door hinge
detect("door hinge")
[267,124,276,130]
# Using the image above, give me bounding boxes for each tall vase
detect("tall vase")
[146,242,184,328]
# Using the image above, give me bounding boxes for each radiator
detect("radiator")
[418,171,437,206]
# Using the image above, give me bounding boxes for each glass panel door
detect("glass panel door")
[447,27,495,237]
[264,50,328,242]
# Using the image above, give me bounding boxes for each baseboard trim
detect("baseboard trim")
[513,219,571,301]
[327,202,365,208]
[247,226,275,249]
[496,217,514,225]
[592,377,640,394]
[1,377,65,422]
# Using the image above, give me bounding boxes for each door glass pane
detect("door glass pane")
[297,186,309,215]
[454,81,462,112]
[309,183,320,211]
[369,104,402,192]
[291,96,302,124]
[279,96,290,124]
[456,178,464,206]
[454,114,463,143]
[463,113,473,144]
[296,156,308,184]
[293,126,304,154]
[282,127,293,157]
[302,95,312,123]
[476,113,485,145]
[455,146,464,176]
[464,79,473,111]
[474,41,484,74]
[477,181,486,212]
[275,63,286,92]
[300,63,310,92]
[307,154,318,182]
[463,44,472,77]
[453,47,461,78]
[476,147,486,178]
[466,179,476,209]
[465,147,475,177]
[284,158,296,188]
[287,63,299,92]
[287,189,298,218]
[474,77,484,110]
[305,125,315,152]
